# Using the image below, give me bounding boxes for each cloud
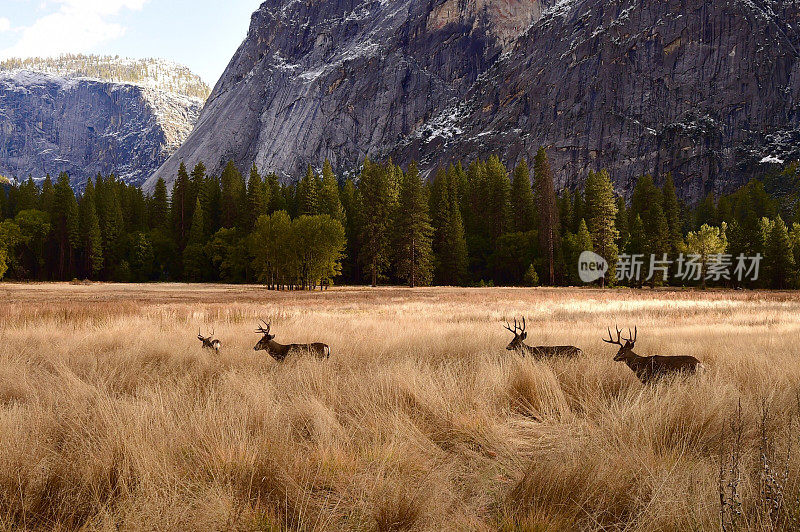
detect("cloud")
[0,18,10,33]
[0,0,149,59]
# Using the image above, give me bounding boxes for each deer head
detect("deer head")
[254,320,276,351]
[504,317,528,351]
[603,325,637,361]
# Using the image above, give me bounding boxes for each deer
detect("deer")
[603,325,705,384]
[197,328,222,354]
[504,317,583,359]
[254,320,330,361]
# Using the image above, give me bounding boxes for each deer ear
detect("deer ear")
[521,332,527,340]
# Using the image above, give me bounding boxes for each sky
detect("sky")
[0,0,263,85]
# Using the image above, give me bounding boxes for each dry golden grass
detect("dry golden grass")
[0,284,799,531]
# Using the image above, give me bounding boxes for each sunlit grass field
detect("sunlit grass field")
[0,284,799,531]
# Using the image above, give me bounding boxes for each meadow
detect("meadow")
[0,284,799,531]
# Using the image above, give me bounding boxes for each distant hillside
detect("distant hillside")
[0,54,211,100]
[0,55,206,188]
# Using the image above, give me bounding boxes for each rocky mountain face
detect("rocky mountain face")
[148,0,800,202]
[0,59,206,189]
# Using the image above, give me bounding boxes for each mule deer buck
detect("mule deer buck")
[254,320,330,361]
[603,326,704,384]
[504,317,583,359]
[197,328,221,354]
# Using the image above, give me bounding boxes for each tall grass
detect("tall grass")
[0,284,798,530]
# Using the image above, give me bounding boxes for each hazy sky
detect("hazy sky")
[0,0,263,85]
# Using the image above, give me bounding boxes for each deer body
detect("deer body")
[604,326,703,384]
[198,329,221,354]
[505,318,583,359]
[516,344,583,359]
[254,321,330,361]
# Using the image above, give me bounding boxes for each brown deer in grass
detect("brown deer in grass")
[254,320,330,361]
[197,328,221,354]
[504,317,583,359]
[603,325,705,384]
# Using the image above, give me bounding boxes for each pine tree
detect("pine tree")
[189,162,207,217]
[764,217,795,289]
[662,174,684,282]
[340,178,362,284]
[584,169,619,287]
[150,177,170,231]
[626,215,646,287]
[246,163,269,231]
[511,159,536,233]
[172,162,191,246]
[695,192,717,228]
[318,159,344,223]
[183,197,207,281]
[394,162,434,287]
[485,155,511,241]
[17,177,38,212]
[220,160,246,229]
[358,157,394,286]
[631,175,669,285]
[52,172,79,279]
[533,147,561,285]
[39,174,55,214]
[79,177,103,277]
[615,196,629,252]
[297,165,320,216]
[431,166,468,285]
[265,172,285,214]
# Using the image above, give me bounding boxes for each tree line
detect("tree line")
[1,150,799,289]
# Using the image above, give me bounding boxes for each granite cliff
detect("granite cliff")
[148,0,800,202]
[0,57,207,188]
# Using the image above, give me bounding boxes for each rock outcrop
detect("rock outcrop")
[0,63,205,188]
[148,0,800,202]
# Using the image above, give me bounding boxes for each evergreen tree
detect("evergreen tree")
[431,168,468,285]
[615,196,629,252]
[510,159,536,233]
[39,175,55,214]
[631,175,669,285]
[358,158,394,286]
[662,174,683,255]
[695,192,717,228]
[319,159,344,223]
[220,160,246,229]
[17,178,38,212]
[189,162,207,216]
[393,162,434,287]
[78,178,103,277]
[764,217,795,289]
[52,173,79,279]
[486,155,511,241]
[340,178,362,283]
[533,147,560,285]
[584,169,619,287]
[265,172,285,214]
[246,163,269,231]
[150,177,170,231]
[297,165,320,216]
[172,162,192,246]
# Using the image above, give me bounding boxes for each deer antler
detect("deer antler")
[623,326,637,346]
[504,318,524,335]
[255,319,271,334]
[603,325,624,346]
[522,316,527,333]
